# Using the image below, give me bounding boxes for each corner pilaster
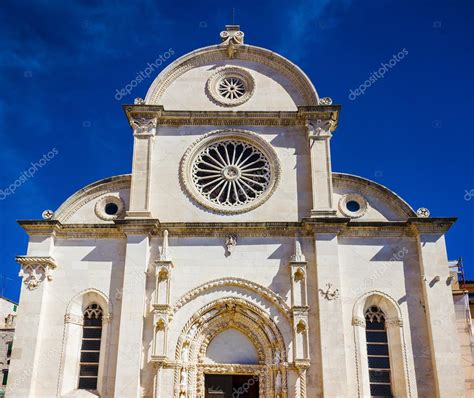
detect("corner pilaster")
[7,235,57,397]
[314,231,348,397]
[415,229,465,397]
[114,226,151,398]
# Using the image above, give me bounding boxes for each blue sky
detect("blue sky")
[0,0,473,302]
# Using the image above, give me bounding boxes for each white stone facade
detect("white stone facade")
[6,26,467,397]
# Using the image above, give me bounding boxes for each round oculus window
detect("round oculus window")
[181,130,280,213]
[338,193,368,218]
[206,67,255,106]
[95,195,125,221]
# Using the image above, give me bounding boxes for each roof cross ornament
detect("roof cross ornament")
[220,25,244,58]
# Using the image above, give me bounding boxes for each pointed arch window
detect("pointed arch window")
[78,304,103,390]
[365,306,393,397]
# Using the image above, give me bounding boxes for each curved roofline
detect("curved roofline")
[54,174,131,221]
[145,43,319,106]
[333,172,416,217]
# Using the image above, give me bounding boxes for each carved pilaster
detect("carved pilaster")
[305,118,337,217]
[127,116,158,219]
[295,365,309,398]
[16,256,57,290]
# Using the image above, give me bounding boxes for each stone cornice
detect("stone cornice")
[123,105,340,129]
[17,218,456,239]
[16,256,57,268]
[407,217,457,234]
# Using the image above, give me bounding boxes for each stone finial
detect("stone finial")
[416,207,430,218]
[291,236,306,262]
[220,25,244,44]
[160,230,171,261]
[219,25,244,58]
[42,209,54,219]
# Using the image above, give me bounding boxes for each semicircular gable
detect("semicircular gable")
[333,173,416,221]
[53,174,131,223]
[145,44,319,110]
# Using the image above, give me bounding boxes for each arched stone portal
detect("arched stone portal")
[174,297,288,398]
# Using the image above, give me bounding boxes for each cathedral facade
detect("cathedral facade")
[7,26,467,397]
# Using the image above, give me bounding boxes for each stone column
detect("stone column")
[127,117,157,219]
[416,231,465,397]
[7,234,57,398]
[114,228,150,398]
[314,231,348,397]
[306,119,337,217]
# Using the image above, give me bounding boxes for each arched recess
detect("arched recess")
[352,291,413,398]
[58,289,112,397]
[174,297,288,398]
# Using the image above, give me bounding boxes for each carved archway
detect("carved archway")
[174,297,288,398]
[171,277,291,319]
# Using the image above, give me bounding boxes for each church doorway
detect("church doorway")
[204,374,259,398]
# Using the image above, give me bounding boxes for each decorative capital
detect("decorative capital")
[351,316,366,327]
[16,256,57,290]
[385,317,403,328]
[305,119,336,140]
[130,117,157,137]
[65,313,84,325]
[294,359,311,370]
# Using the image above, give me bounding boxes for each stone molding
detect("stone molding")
[124,105,339,127]
[171,277,291,317]
[16,256,57,290]
[17,218,456,240]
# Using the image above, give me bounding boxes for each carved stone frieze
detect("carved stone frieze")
[16,256,57,290]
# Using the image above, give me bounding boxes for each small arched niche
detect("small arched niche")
[205,328,258,365]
